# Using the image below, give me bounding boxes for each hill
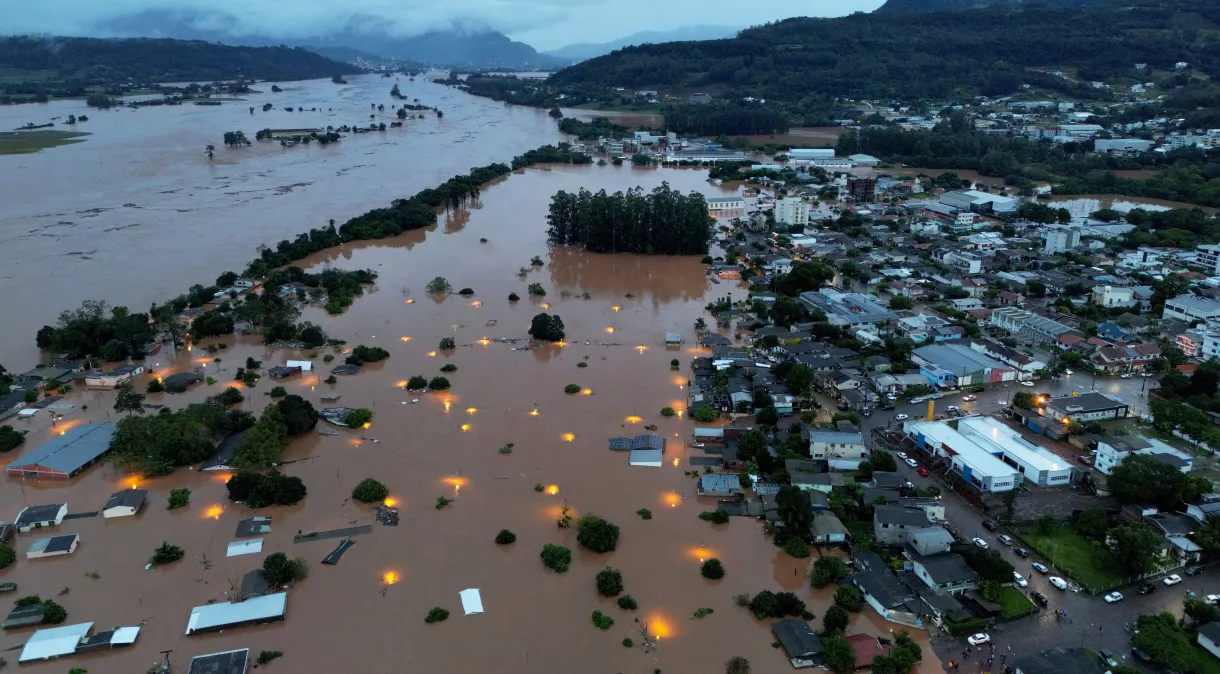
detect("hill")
[95,9,565,68]
[0,36,360,86]
[875,0,1108,12]
[545,26,741,61]
[547,1,1220,106]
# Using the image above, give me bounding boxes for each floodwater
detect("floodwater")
[1044,194,1218,217]
[0,72,564,367]
[0,161,945,673]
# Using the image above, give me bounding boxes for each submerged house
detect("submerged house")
[772,618,823,668]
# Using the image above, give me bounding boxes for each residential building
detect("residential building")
[968,339,1046,377]
[689,92,712,104]
[1187,495,1220,524]
[902,421,1020,492]
[895,314,953,343]
[1120,247,1164,270]
[696,473,743,497]
[775,197,808,227]
[773,618,823,668]
[5,423,116,479]
[1091,343,1161,373]
[949,298,983,312]
[990,307,1079,344]
[797,289,898,328]
[1040,392,1130,423]
[910,553,979,596]
[807,431,867,468]
[1198,622,1220,660]
[912,343,1017,388]
[1164,294,1220,323]
[844,634,891,670]
[185,593,287,635]
[908,527,955,556]
[1094,138,1155,155]
[706,195,745,219]
[84,371,133,389]
[14,503,68,533]
[1095,435,1192,475]
[873,505,937,546]
[188,649,250,674]
[811,512,848,544]
[1044,225,1081,253]
[845,178,877,202]
[1091,285,1153,310]
[26,534,80,559]
[102,488,147,518]
[1198,245,1220,275]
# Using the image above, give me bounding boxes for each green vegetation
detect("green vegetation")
[439,337,456,350]
[425,607,450,623]
[701,558,725,579]
[546,185,713,255]
[782,538,811,559]
[346,345,390,365]
[426,277,452,293]
[167,488,190,510]
[746,590,809,621]
[692,406,717,422]
[577,515,620,553]
[660,407,676,417]
[528,283,547,297]
[508,292,520,301]
[439,363,457,372]
[257,651,284,665]
[534,483,545,492]
[596,567,624,596]
[541,543,572,572]
[636,508,652,520]
[622,637,634,647]
[352,478,389,503]
[40,600,66,625]
[617,595,638,610]
[225,471,308,508]
[833,585,864,612]
[868,631,923,674]
[822,604,850,636]
[495,529,517,544]
[499,443,514,454]
[699,510,730,524]
[0,425,25,453]
[1019,522,1126,590]
[693,607,715,618]
[996,586,1036,619]
[0,130,88,155]
[725,657,751,674]
[0,543,15,569]
[268,386,287,398]
[591,610,614,630]
[811,557,849,588]
[557,116,628,140]
[435,495,453,510]
[564,384,581,394]
[529,313,566,341]
[344,408,373,428]
[151,541,185,566]
[263,552,308,586]
[1132,611,1220,674]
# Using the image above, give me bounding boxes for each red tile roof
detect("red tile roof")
[844,634,891,669]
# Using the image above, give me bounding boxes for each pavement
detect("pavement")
[847,374,1198,672]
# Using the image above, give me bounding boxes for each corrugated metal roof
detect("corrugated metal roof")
[186,593,286,635]
[9,423,115,476]
[18,621,93,662]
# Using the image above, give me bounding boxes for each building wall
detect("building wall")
[1043,404,1128,423]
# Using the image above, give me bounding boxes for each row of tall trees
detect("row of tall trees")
[663,104,790,136]
[546,183,713,255]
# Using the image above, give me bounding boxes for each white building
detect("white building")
[1095,435,1193,475]
[1120,247,1164,270]
[807,431,867,469]
[940,190,1018,215]
[1164,294,1220,323]
[1043,225,1081,253]
[1091,285,1153,310]
[84,371,133,390]
[788,148,835,161]
[1094,138,1155,155]
[775,197,808,227]
[901,421,1019,493]
[26,534,80,559]
[1197,245,1220,275]
[957,417,1074,487]
[706,196,745,219]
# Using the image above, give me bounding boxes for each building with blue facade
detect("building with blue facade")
[901,420,1020,493]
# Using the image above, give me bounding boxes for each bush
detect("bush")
[822,605,849,635]
[225,471,308,507]
[577,515,620,553]
[499,443,514,454]
[495,529,517,544]
[426,277,451,293]
[692,406,717,422]
[636,508,652,520]
[41,600,66,625]
[425,607,450,623]
[257,650,283,665]
[268,386,287,398]
[440,363,457,372]
[834,585,865,612]
[529,313,565,341]
[660,407,676,417]
[439,337,456,350]
[564,384,581,394]
[617,595,638,610]
[528,283,546,296]
[783,538,810,558]
[435,495,453,509]
[591,610,614,630]
[699,510,730,524]
[596,567,624,596]
[352,478,389,503]
[541,544,572,572]
[577,361,588,368]
[701,558,725,579]
[407,375,428,389]
[345,408,373,427]
[0,425,24,453]
[151,541,185,566]
[458,288,474,296]
[726,656,751,674]
[167,488,190,510]
[323,354,335,363]
[147,379,164,393]
[811,556,849,588]
[534,483,545,492]
[428,376,451,391]
[263,552,309,586]
[670,358,680,370]
[622,638,633,647]
[694,607,715,618]
[0,544,16,569]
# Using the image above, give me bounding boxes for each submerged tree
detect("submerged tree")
[546,183,714,255]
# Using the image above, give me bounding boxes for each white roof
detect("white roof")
[905,421,1019,479]
[18,409,38,417]
[460,588,484,615]
[19,621,93,662]
[628,449,663,467]
[285,360,313,372]
[957,417,1068,473]
[186,593,286,634]
[110,626,140,645]
[226,538,264,557]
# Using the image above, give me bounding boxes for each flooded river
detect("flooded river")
[0,117,946,674]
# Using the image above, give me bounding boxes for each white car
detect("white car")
[894,414,909,421]
[886,393,898,400]
[1064,369,1073,375]
[1104,592,1124,603]
[1205,594,1220,605]
[1032,562,1049,574]
[1049,576,1068,590]
[905,458,919,468]
[966,633,990,646]
[897,452,908,460]
[962,395,977,402]
[1013,572,1028,588]
[998,534,1013,546]
[971,537,989,549]
[1164,574,1183,586]
[1020,381,1035,387]
[1120,373,1133,379]
[1142,372,1153,377]
[946,405,959,411]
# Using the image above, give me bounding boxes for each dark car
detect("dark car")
[1030,591,1048,607]
[1138,583,1156,595]
[1187,566,1204,576]
[882,404,896,410]
[982,520,999,532]
[812,401,823,409]
[1131,646,1153,663]
[970,387,985,393]
[1013,547,1030,558]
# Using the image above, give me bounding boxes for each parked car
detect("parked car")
[905,458,919,468]
[917,467,929,477]
[970,387,985,393]
[1164,574,1183,586]
[1099,649,1118,668]
[1205,594,1220,605]
[1104,592,1123,603]
[1076,455,1094,466]
[882,404,896,410]
[1187,566,1204,576]
[894,414,909,421]
[1131,646,1152,663]
[885,393,898,400]
[897,452,908,460]
[1020,381,1035,387]
[1120,373,1133,379]
[997,534,1013,546]
[982,520,999,532]
[1142,372,1153,378]
[946,405,959,411]
[1049,576,1068,590]
[1137,583,1156,595]
[1030,591,1048,607]
[1013,572,1028,588]
[971,537,989,549]
[1032,562,1049,574]
[967,633,990,646]
[1013,547,1030,558]
[962,395,977,402]
[862,409,872,418]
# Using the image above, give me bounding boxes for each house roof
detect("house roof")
[909,527,955,548]
[1198,621,1220,645]
[15,504,66,527]
[808,431,864,445]
[185,593,287,634]
[811,512,848,536]
[240,569,270,601]
[18,621,93,662]
[235,516,272,538]
[104,488,147,512]
[915,553,980,585]
[874,505,931,528]
[699,474,742,493]
[187,649,250,674]
[772,618,822,658]
[851,570,914,609]
[162,372,204,388]
[1044,392,1128,414]
[8,423,115,476]
[843,634,890,669]
[1011,648,1103,674]
[28,534,79,555]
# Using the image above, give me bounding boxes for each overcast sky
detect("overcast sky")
[9,0,886,50]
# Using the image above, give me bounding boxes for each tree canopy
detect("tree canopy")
[546,183,713,255]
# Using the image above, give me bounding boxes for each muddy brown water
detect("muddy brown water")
[0,80,945,673]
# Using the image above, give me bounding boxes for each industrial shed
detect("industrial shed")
[188,648,249,674]
[6,423,116,479]
[185,593,286,635]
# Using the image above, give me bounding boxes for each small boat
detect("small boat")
[0,583,17,593]
[320,393,341,401]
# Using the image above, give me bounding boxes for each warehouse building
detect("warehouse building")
[902,421,1019,493]
[912,343,1017,388]
[185,593,286,635]
[956,417,1074,487]
[6,423,116,479]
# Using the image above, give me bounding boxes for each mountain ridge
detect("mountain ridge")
[875,0,1110,11]
[545,25,741,61]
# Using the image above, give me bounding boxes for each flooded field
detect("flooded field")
[0,163,945,673]
[1044,194,1218,217]
[0,72,565,366]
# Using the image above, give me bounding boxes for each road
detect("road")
[852,375,1192,671]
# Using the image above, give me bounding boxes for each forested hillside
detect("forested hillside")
[548,1,1220,103]
[874,0,1107,13]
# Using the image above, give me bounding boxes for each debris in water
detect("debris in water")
[375,506,400,526]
